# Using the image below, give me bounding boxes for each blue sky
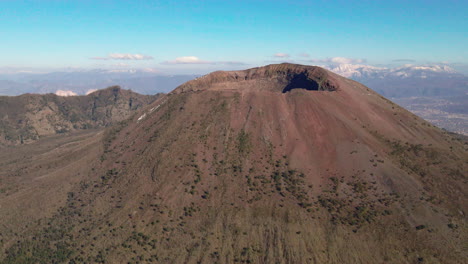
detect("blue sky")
[1,0,467,73]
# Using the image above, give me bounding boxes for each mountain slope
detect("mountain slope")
[0,64,466,263]
[0,86,159,145]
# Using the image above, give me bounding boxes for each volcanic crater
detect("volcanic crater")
[173,63,339,93]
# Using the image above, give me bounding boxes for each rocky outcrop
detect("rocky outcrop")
[0,86,159,144]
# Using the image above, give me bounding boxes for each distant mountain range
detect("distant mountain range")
[329,64,458,78]
[320,63,468,135]
[0,69,196,96]
[0,64,466,99]
[325,64,467,98]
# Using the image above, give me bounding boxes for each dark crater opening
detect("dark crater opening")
[282,73,319,93]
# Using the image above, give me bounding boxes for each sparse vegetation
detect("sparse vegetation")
[237,129,251,154]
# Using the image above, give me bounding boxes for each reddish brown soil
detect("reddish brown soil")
[0,64,466,263]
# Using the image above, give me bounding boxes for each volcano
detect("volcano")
[1,64,466,263]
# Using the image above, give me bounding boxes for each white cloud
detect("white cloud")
[85,89,98,95]
[274,53,290,58]
[91,53,153,60]
[299,53,310,57]
[55,90,78,96]
[161,56,245,65]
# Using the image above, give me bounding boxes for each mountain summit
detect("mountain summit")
[1,64,466,263]
[174,63,338,93]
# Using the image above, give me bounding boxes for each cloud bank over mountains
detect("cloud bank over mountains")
[268,53,465,75]
[55,89,99,97]
[320,60,458,79]
[79,52,467,76]
[315,59,466,99]
[55,90,78,96]
[0,55,466,99]
[309,57,367,65]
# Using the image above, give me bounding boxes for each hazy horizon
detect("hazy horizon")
[1,0,467,74]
